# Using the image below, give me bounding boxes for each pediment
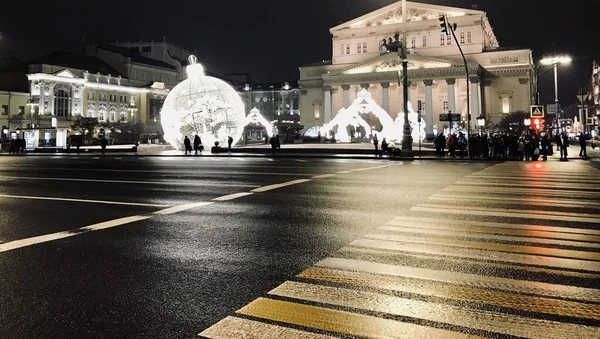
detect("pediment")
[327,53,466,77]
[53,69,77,78]
[331,1,482,31]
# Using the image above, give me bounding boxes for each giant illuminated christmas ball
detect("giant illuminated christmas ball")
[160,55,245,150]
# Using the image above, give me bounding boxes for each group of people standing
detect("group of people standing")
[182,135,234,155]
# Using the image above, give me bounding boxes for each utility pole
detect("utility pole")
[400,0,413,157]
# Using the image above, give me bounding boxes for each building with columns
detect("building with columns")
[299,1,534,138]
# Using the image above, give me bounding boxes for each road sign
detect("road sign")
[546,103,558,115]
[439,113,461,122]
[530,105,545,118]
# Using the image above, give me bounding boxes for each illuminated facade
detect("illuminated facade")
[589,61,600,131]
[23,50,170,149]
[299,1,534,137]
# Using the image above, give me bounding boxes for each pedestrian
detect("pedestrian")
[380,137,388,158]
[184,136,192,155]
[227,135,233,152]
[579,132,588,159]
[193,134,202,155]
[100,136,108,155]
[540,133,548,161]
[560,132,569,161]
[373,133,379,157]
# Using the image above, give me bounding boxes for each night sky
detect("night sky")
[1,0,598,107]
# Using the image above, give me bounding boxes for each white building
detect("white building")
[299,1,534,138]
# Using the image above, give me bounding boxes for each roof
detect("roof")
[97,44,178,70]
[301,60,332,67]
[29,50,121,76]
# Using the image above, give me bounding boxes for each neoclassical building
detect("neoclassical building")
[299,1,534,138]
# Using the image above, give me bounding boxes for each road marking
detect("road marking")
[391,216,600,236]
[443,185,600,199]
[236,298,477,339]
[115,157,122,160]
[351,165,389,172]
[153,202,213,215]
[455,179,600,191]
[429,193,600,210]
[270,281,600,338]
[311,174,336,179]
[411,204,600,224]
[465,174,600,184]
[363,232,600,261]
[0,194,170,208]
[335,170,351,174]
[314,257,600,302]
[0,215,150,253]
[92,157,100,160]
[385,219,600,244]
[251,179,311,193]
[0,167,317,177]
[293,159,308,162]
[199,316,336,339]
[212,192,254,201]
[352,237,600,272]
[0,176,260,188]
[379,225,600,249]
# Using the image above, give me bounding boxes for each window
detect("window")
[467,31,472,44]
[54,89,70,118]
[362,42,367,53]
[357,43,362,54]
[109,94,117,102]
[142,72,146,81]
[131,70,136,80]
[411,37,416,48]
[98,102,106,121]
[87,102,96,118]
[443,101,449,113]
[460,32,465,44]
[422,36,427,47]
[88,92,95,100]
[100,93,106,101]
[167,76,171,84]
[346,44,350,55]
[120,95,127,103]
[109,104,117,122]
[341,44,344,55]
[447,35,452,45]
[18,106,25,115]
[120,112,127,122]
[159,75,163,82]
[502,97,510,113]
[440,34,445,46]
[1,105,8,115]
[314,104,320,119]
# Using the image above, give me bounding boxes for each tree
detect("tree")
[99,121,122,145]
[497,110,529,133]
[71,117,99,144]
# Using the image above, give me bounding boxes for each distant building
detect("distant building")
[299,1,535,137]
[588,60,600,133]
[238,82,302,141]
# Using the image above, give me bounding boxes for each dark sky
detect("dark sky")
[1,0,598,106]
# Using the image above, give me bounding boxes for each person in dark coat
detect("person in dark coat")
[560,132,569,161]
[100,137,108,155]
[193,134,202,155]
[579,132,588,159]
[184,136,192,155]
[227,136,233,152]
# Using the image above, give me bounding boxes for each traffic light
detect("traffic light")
[439,16,448,35]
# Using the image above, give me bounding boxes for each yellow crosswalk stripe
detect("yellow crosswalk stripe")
[340,246,600,280]
[391,216,600,236]
[386,219,600,243]
[412,204,600,223]
[353,236,600,272]
[282,279,600,338]
[429,193,600,210]
[199,316,337,339]
[379,225,600,249]
[314,257,600,302]
[236,297,481,338]
[364,231,600,261]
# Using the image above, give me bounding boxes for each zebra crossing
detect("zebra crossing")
[200,161,600,338]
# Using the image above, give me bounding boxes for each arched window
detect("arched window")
[443,101,449,113]
[54,89,70,117]
[422,36,427,47]
[502,97,510,113]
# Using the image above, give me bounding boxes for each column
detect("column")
[360,83,370,90]
[342,84,350,108]
[470,77,480,130]
[424,79,433,135]
[446,78,456,113]
[381,82,390,113]
[323,85,332,123]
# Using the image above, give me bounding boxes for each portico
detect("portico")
[299,1,534,138]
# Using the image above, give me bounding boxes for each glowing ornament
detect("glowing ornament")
[160,55,245,150]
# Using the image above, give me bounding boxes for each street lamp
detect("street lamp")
[540,55,571,131]
[476,115,485,135]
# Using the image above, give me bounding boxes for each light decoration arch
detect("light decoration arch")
[241,107,275,138]
[160,55,245,150]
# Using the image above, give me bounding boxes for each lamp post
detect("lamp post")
[540,55,571,132]
[399,0,413,157]
[476,115,485,135]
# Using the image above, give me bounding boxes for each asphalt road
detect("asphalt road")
[0,154,598,338]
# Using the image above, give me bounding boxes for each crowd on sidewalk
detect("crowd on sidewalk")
[432,130,594,161]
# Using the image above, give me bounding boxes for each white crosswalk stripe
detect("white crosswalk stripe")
[199,161,600,338]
